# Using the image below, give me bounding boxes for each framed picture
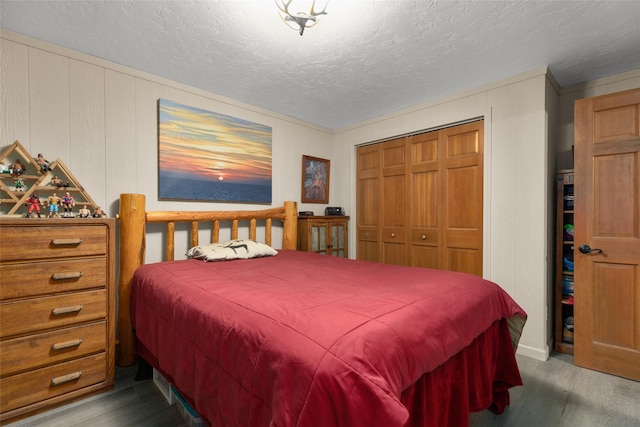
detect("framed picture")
[301,155,330,203]
[158,98,272,203]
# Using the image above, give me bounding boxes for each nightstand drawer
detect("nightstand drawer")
[0,258,107,300]
[0,290,106,338]
[0,322,106,377]
[0,225,107,262]
[0,352,107,413]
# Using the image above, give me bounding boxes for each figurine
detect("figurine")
[47,192,61,218]
[0,161,9,174]
[11,159,25,177]
[35,153,52,172]
[92,206,107,218]
[14,177,25,192]
[24,193,43,218]
[78,204,91,218]
[51,175,70,188]
[62,192,75,217]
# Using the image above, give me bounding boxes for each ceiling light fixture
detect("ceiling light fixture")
[275,0,329,36]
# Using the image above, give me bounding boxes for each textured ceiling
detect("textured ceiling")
[1,0,640,130]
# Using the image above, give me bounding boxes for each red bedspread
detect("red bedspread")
[131,250,526,427]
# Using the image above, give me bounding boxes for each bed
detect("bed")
[116,193,527,427]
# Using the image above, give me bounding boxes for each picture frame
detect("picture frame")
[301,155,330,204]
[157,98,273,203]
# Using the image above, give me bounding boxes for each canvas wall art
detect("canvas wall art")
[158,99,272,203]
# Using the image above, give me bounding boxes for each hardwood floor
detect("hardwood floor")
[469,352,640,427]
[7,352,640,426]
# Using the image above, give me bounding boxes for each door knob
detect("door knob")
[578,244,603,254]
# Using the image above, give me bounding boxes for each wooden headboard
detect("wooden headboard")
[116,193,298,366]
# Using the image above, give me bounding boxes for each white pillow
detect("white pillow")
[186,239,277,262]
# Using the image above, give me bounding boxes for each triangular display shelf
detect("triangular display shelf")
[1,140,100,217]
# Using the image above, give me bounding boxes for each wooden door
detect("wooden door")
[442,122,484,276]
[574,88,640,381]
[409,130,441,269]
[356,144,381,262]
[381,138,408,265]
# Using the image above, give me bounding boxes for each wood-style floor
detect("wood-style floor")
[7,353,640,427]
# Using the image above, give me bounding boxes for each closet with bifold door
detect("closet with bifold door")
[356,120,484,277]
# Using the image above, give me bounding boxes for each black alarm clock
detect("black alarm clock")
[325,207,344,216]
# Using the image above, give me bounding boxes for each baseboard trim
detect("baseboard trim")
[517,343,549,361]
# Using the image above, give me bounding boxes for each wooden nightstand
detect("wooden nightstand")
[297,216,349,257]
[0,218,115,424]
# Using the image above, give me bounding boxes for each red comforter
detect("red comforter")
[131,250,526,427]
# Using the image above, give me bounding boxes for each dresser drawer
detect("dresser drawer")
[0,258,107,300]
[0,225,107,262]
[0,352,107,413]
[1,322,106,377]
[0,290,106,338]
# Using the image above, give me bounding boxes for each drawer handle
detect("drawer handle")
[51,370,82,386]
[51,338,83,351]
[391,233,396,238]
[51,238,83,246]
[52,305,83,316]
[421,235,426,240]
[51,272,83,280]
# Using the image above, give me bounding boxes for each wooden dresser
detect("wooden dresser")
[0,218,115,424]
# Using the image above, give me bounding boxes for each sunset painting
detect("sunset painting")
[158,99,272,203]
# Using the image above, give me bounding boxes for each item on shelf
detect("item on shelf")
[562,275,574,296]
[35,153,52,172]
[563,255,574,272]
[563,223,574,241]
[23,192,43,218]
[78,204,92,218]
[10,158,25,176]
[51,175,70,188]
[92,206,107,218]
[13,178,25,192]
[564,194,574,210]
[62,192,75,217]
[563,316,574,343]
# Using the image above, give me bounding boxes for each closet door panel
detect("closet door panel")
[447,247,482,276]
[411,245,439,270]
[356,145,381,262]
[381,138,408,265]
[443,123,483,276]
[409,131,441,268]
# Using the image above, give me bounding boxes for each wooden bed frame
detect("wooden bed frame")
[115,193,298,366]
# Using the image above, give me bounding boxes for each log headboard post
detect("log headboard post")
[116,193,146,366]
[283,200,298,250]
[115,194,298,366]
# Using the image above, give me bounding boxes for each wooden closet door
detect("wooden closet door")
[356,120,483,275]
[442,122,483,276]
[409,131,441,269]
[381,138,408,265]
[356,144,381,262]
[574,88,640,381]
